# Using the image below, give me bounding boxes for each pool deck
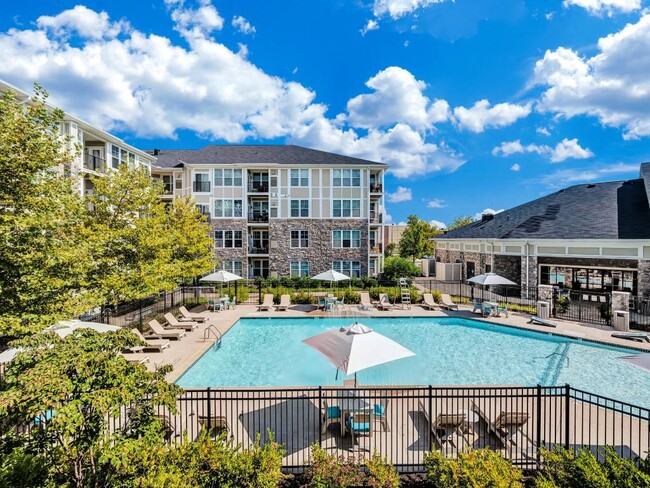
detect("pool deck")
[141,301,650,383]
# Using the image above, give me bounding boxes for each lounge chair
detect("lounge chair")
[120,353,150,364]
[612,332,650,343]
[148,319,186,340]
[497,304,509,318]
[376,293,393,311]
[321,400,342,434]
[472,401,530,450]
[418,400,468,451]
[358,292,373,311]
[422,293,439,310]
[164,313,199,332]
[258,294,274,311]
[129,328,170,352]
[276,294,291,311]
[528,316,557,328]
[154,413,178,441]
[440,294,459,311]
[179,306,209,322]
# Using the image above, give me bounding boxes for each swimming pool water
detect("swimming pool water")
[176,317,650,407]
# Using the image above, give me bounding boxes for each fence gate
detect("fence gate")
[553,290,612,326]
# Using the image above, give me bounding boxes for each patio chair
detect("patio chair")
[419,400,468,451]
[148,319,186,340]
[358,292,373,311]
[129,328,170,352]
[440,294,459,310]
[346,412,373,448]
[179,306,209,322]
[472,401,530,451]
[317,297,326,310]
[164,313,199,332]
[207,299,223,312]
[258,294,274,311]
[497,304,509,317]
[422,293,440,310]
[276,294,291,311]
[612,332,650,343]
[376,293,393,311]
[472,298,482,314]
[119,353,150,364]
[373,399,390,432]
[321,400,342,434]
[528,316,557,328]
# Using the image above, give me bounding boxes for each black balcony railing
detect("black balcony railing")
[193,181,211,192]
[370,243,383,254]
[369,212,383,223]
[370,183,383,193]
[248,212,269,223]
[83,152,105,172]
[248,183,269,193]
[248,245,270,254]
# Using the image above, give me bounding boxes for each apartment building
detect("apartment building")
[150,145,387,278]
[0,80,155,196]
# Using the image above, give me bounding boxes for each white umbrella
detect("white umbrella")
[200,269,243,294]
[467,273,517,286]
[302,322,415,381]
[619,353,650,373]
[313,269,350,289]
[45,320,120,339]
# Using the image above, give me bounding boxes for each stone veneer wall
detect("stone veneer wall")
[268,219,369,277]
[493,255,521,285]
[210,219,249,277]
[638,260,650,297]
[521,255,538,299]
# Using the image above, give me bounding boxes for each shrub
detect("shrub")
[381,257,421,281]
[291,291,317,304]
[0,444,49,488]
[556,296,570,314]
[366,452,401,487]
[424,448,524,488]
[369,286,421,304]
[334,289,361,304]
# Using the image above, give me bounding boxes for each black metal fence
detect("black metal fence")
[552,289,612,326]
[100,385,650,473]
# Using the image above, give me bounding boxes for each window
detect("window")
[291,230,309,248]
[333,169,361,187]
[195,204,210,216]
[290,260,310,278]
[214,230,243,248]
[214,199,243,218]
[214,169,243,187]
[290,199,309,217]
[111,145,120,169]
[222,260,243,276]
[193,173,211,193]
[333,199,361,218]
[333,260,361,278]
[332,230,361,248]
[250,259,269,278]
[290,169,309,186]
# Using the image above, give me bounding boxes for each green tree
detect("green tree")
[381,256,421,281]
[398,215,438,262]
[0,86,96,337]
[384,242,397,257]
[448,215,474,230]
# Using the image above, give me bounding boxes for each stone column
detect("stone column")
[611,291,630,312]
[537,284,554,302]
[638,260,650,297]
[520,252,538,299]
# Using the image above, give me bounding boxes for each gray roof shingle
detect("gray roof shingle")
[438,177,650,240]
[149,144,386,169]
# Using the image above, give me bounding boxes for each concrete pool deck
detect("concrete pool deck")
[137,302,650,383]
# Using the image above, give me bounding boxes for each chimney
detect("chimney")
[153,149,160,156]
[481,213,494,222]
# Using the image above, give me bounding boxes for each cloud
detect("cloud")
[537,127,551,136]
[371,0,450,20]
[538,162,639,188]
[426,198,446,208]
[36,5,129,39]
[346,67,449,130]
[360,19,379,35]
[429,219,447,229]
[453,99,532,133]
[473,208,504,220]
[511,163,521,171]
[492,138,594,162]
[231,15,255,35]
[562,0,641,16]
[387,186,412,202]
[534,15,650,139]
[168,0,224,37]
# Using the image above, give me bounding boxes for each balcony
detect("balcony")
[248,212,269,223]
[370,183,383,193]
[370,243,383,254]
[248,244,270,255]
[83,152,105,173]
[193,181,211,193]
[369,212,383,224]
[248,183,269,193]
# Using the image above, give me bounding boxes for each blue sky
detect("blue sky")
[1,0,649,226]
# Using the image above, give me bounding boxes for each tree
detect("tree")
[384,242,397,257]
[382,256,421,281]
[0,86,95,337]
[448,215,474,230]
[398,215,439,262]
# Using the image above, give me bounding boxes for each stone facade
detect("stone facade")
[521,254,538,298]
[210,219,249,277]
[638,260,650,298]
[268,219,369,277]
[493,255,520,285]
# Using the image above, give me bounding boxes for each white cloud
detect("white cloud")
[537,127,551,136]
[492,138,594,162]
[539,162,638,187]
[545,12,555,20]
[36,5,128,39]
[534,14,650,139]
[372,0,450,20]
[511,163,521,171]
[346,67,449,130]
[387,186,412,202]
[231,15,255,35]
[426,198,446,208]
[563,0,641,16]
[453,99,532,133]
[429,219,446,229]
[169,0,224,37]
[473,208,504,221]
[360,19,379,36]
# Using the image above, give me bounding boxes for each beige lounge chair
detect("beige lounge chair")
[472,401,530,450]
[440,293,459,310]
[129,328,170,352]
[178,306,209,322]
[376,293,393,311]
[164,313,199,332]
[148,319,186,340]
[359,292,373,311]
[120,353,150,364]
[419,400,468,451]
[276,294,291,311]
[422,293,439,310]
[258,294,274,311]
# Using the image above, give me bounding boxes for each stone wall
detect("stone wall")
[210,219,249,277]
[521,254,538,298]
[638,260,650,297]
[493,255,521,285]
[268,219,369,277]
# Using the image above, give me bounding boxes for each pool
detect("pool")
[176,317,650,407]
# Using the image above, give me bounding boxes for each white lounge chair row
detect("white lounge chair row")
[258,294,291,311]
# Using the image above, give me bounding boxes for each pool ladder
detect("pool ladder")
[203,324,222,349]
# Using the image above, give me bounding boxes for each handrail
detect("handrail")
[203,324,222,349]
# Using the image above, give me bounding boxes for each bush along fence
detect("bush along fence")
[95,385,649,474]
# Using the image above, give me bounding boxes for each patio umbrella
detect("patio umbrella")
[302,322,415,381]
[45,320,120,339]
[200,269,243,294]
[467,273,517,286]
[619,353,650,373]
[312,269,350,289]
